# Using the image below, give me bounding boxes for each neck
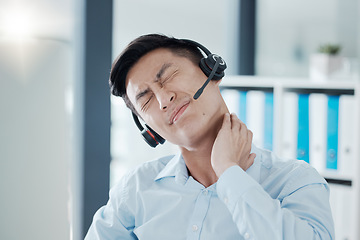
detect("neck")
[179,109,227,188]
[180,142,217,188]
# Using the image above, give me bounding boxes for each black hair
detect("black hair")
[109,34,204,115]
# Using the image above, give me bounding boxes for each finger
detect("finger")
[238,119,248,137]
[243,129,253,152]
[243,130,253,152]
[247,129,253,145]
[248,153,256,167]
[230,113,241,130]
[221,113,231,129]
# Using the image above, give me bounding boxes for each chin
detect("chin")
[167,110,222,146]
[174,125,211,148]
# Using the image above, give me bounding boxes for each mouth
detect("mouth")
[169,101,190,125]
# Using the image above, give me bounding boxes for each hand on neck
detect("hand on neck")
[179,109,229,188]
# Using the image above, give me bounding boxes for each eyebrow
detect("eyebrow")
[135,63,173,102]
[135,89,150,102]
[155,63,172,81]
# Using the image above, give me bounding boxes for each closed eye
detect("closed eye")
[161,69,179,86]
[141,94,153,111]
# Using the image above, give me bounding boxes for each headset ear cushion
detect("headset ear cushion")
[199,54,227,80]
[132,112,165,148]
[141,125,165,148]
[141,129,158,148]
[199,58,213,78]
[148,126,165,144]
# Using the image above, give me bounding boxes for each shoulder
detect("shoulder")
[111,155,174,191]
[107,155,175,210]
[257,147,323,180]
[254,147,328,197]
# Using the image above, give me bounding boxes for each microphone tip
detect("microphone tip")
[193,89,202,100]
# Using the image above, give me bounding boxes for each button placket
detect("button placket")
[186,189,212,240]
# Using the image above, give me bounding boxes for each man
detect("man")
[85,34,334,239]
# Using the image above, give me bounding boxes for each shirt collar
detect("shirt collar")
[247,144,272,182]
[245,144,262,182]
[154,144,269,185]
[154,153,189,185]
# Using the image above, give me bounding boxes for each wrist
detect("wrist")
[214,162,238,178]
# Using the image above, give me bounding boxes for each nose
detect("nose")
[157,90,175,110]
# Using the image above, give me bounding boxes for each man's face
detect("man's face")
[126,48,225,148]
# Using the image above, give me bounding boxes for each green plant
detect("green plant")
[317,44,341,55]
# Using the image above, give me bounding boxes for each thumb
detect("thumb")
[222,113,231,127]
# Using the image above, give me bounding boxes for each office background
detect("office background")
[0,0,359,239]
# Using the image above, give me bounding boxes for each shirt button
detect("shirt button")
[192,225,198,232]
[223,197,229,204]
[244,232,250,239]
[203,189,208,195]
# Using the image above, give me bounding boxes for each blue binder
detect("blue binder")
[326,95,339,170]
[297,94,310,163]
[238,91,247,124]
[264,92,274,150]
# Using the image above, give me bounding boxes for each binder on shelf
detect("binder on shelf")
[281,92,298,159]
[337,94,355,177]
[246,90,265,149]
[264,92,274,151]
[218,77,359,240]
[297,94,310,163]
[221,88,239,115]
[238,91,247,124]
[309,93,327,173]
[221,89,247,123]
[326,95,339,170]
[222,89,274,151]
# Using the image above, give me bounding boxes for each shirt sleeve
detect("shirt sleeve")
[85,177,137,240]
[216,165,334,240]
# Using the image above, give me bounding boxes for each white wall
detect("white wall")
[0,1,82,239]
[256,0,358,77]
[112,0,240,75]
[359,0,360,73]
[0,40,72,240]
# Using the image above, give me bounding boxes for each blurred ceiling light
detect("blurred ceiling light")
[0,6,35,40]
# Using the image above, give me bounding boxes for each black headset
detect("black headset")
[132,39,227,148]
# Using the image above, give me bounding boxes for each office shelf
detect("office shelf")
[220,75,360,240]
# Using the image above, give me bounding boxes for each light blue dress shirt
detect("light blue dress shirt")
[85,145,334,239]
